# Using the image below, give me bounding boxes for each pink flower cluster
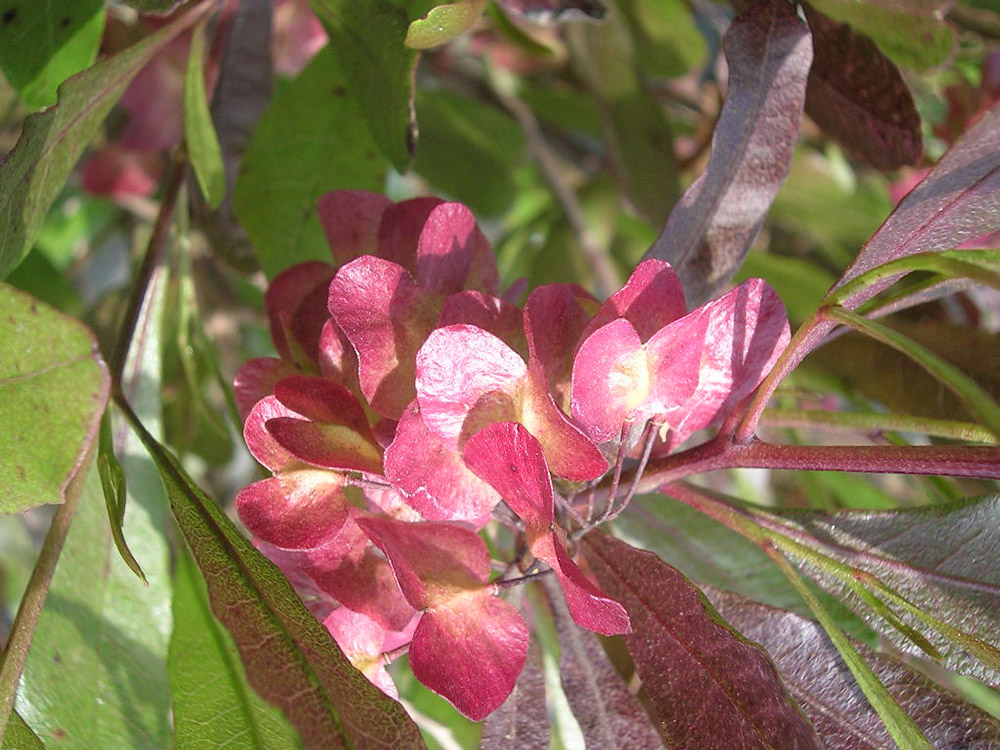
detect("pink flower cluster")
[233,190,790,718]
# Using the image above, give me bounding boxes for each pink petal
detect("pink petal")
[570,318,648,443]
[266,261,336,367]
[375,196,444,274]
[323,607,401,698]
[357,517,491,610]
[519,360,609,481]
[236,470,348,549]
[409,595,528,720]
[669,279,790,443]
[416,202,479,295]
[273,376,371,436]
[462,422,553,540]
[317,190,392,266]
[361,483,423,523]
[385,402,501,523]
[244,395,305,472]
[317,319,360,392]
[523,283,598,402]
[438,291,527,357]
[643,309,711,418]
[329,256,441,418]
[233,357,300,422]
[265,418,384,474]
[581,259,686,343]
[415,325,525,449]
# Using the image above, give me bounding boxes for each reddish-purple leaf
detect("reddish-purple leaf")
[236,470,349,550]
[265,417,384,474]
[416,202,498,296]
[233,357,299,421]
[265,261,335,367]
[644,0,812,305]
[243,395,303,473]
[523,283,598,402]
[385,401,500,523]
[318,189,393,266]
[542,534,632,636]
[580,259,687,344]
[438,291,526,357]
[274,376,371,435]
[543,577,661,750]
[707,587,1000,750]
[802,4,922,170]
[329,256,440,418]
[323,607,403,698]
[480,640,549,750]
[582,532,823,750]
[834,103,1000,307]
[317,318,360,392]
[133,426,426,749]
[375,197,444,274]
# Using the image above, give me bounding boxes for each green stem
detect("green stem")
[759,409,999,445]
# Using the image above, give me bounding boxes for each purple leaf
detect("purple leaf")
[480,640,549,750]
[802,4,922,170]
[235,470,348,550]
[582,532,823,750]
[707,587,1000,749]
[318,189,393,266]
[644,0,812,305]
[833,103,1000,308]
[543,577,661,750]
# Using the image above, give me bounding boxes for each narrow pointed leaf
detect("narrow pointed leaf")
[0,284,109,515]
[124,412,426,749]
[480,641,549,750]
[707,587,1000,750]
[802,4,922,170]
[768,495,1000,685]
[0,4,207,277]
[170,548,302,750]
[582,531,822,750]
[1,710,44,750]
[644,0,812,305]
[307,0,417,172]
[543,577,660,750]
[0,0,104,110]
[184,19,226,209]
[833,103,1000,307]
[97,412,146,583]
[235,47,388,279]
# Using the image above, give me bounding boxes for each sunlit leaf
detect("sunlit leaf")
[0,4,207,278]
[644,0,812,305]
[307,0,417,172]
[1,710,44,750]
[709,587,1000,749]
[170,548,302,750]
[235,47,388,278]
[405,0,488,49]
[184,19,226,209]
[582,532,823,749]
[0,0,104,110]
[123,410,426,749]
[0,284,109,515]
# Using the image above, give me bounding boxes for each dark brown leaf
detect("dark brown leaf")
[803,3,922,170]
[707,587,1000,749]
[480,640,549,750]
[643,0,812,305]
[543,576,661,750]
[582,532,822,750]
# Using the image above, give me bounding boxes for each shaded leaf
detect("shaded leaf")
[613,0,706,78]
[582,531,822,750]
[184,19,226,209]
[707,587,1000,750]
[543,577,661,750]
[0,0,104,110]
[803,3,922,170]
[170,548,302,750]
[832,103,1000,307]
[502,0,606,22]
[124,411,425,749]
[806,0,952,70]
[1,710,44,750]
[769,495,1000,685]
[0,4,207,278]
[120,0,184,11]
[644,0,812,305]
[0,284,109,515]
[480,640,549,750]
[97,412,146,584]
[235,47,388,278]
[307,0,417,172]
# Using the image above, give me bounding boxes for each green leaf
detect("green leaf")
[235,47,388,279]
[413,89,525,217]
[170,548,301,750]
[119,406,426,749]
[613,0,706,77]
[184,19,226,209]
[0,284,109,515]
[0,4,207,279]
[97,412,146,583]
[1,710,44,750]
[806,0,953,70]
[0,0,104,110]
[405,0,487,49]
[308,0,417,172]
